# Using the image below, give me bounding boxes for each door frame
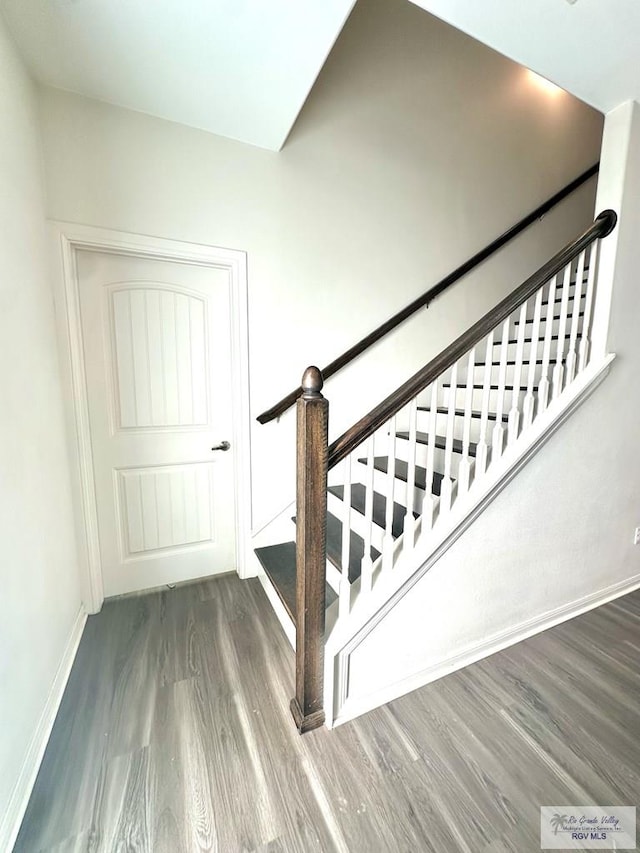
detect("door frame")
[50,221,252,613]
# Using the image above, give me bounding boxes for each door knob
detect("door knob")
[211,440,231,452]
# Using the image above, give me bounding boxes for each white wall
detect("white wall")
[0,15,83,849]
[37,0,603,533]
[337,101,640,716]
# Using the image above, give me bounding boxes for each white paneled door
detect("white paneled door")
[77,249,237,597]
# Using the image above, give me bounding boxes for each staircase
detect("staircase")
[254,204,617,732]
[256,258,589,620]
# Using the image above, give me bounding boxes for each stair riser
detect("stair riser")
[416,410,505,444]
[513,316,582,338]
[542,279,583,299]
[526,292,585,322]
[438,384,532,411]
[471,361,566,387]
[490,339,578,361]
[352,460,430,509]
[327,492,386,552]
[395,437,473,479]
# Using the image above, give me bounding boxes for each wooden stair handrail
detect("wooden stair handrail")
[327,209,617,469]
[257,163,600,425]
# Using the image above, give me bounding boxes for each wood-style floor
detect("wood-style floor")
[14,576,640,852]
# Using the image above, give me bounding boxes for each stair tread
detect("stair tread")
[541,291,585,306]
[326,513,380,582]
[255,542,297,621]
[359,456,444,496]
[515,311,584,324]
[396,431,478,457]
[503,334,577,344]
[255,542,337,622]
[291,513,379,582]
[328,483,417,539]
[474,357,564,367]
[444,382,539,391]
[417,406,508,422]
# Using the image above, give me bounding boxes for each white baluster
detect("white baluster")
[507,302,528,444]
[537,273,558,412]
[339,456,352,619]
[382,416,396,573]
[551,262,572,400]
[424,380,438,530]
[360,438,375,596]
[523,288,544,428]
[338,571,350,621]
[565,249,586,384]
[403,399,418,547]
[458,349,475,496]
[475,331,494,475]
[578,241,599,373]
[440,362,457,512]
[491,319,509,457]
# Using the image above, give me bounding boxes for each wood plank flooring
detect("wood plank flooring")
[14,576,640,852]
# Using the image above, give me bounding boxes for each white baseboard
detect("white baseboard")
[332,571,640,728]
[0,607,87,852]
[241,544,261,579]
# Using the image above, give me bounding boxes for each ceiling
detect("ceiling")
[410,0,640,114]
[0,0,355,151]
[2,0,639,152]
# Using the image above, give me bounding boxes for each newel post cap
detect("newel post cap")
[301,365,324,398]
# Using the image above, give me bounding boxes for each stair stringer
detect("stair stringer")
[250,496,341,648]
[251,499,297,549]
[249,500,298,647]
[323,353,615,728]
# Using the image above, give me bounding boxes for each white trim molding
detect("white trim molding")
[324,354,615,727]
[0,608,87,852]
[49,222,252,613]
[331,570,640,728]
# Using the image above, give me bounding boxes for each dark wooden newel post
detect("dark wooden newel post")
[290,366,328,734]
